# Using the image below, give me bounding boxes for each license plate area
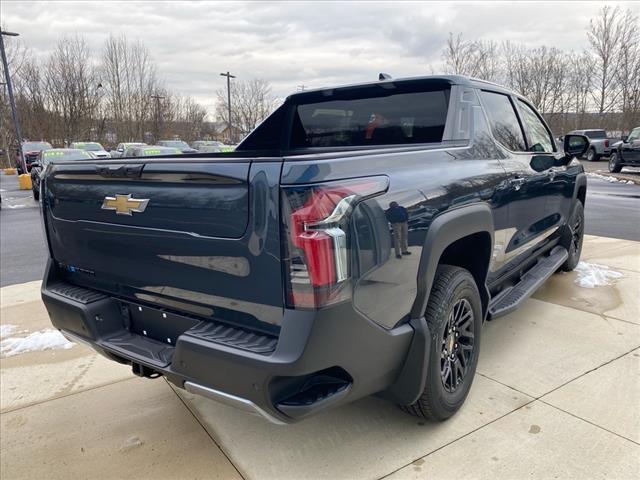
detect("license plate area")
[127,302,200,346]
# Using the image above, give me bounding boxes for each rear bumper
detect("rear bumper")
[41,260,417,423]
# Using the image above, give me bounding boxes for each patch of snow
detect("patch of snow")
[0,324,18,338]
[119,436,145,452]
[6,204,29,209]
[0,329,74,357]
[574,262,623,288]
[587,172,638,185]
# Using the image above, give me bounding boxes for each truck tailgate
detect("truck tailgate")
[43,160,284,328]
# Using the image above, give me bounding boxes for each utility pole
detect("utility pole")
[220,71,235,143]
[150,94,164,143]
[0,29,24,172]
[297,84,306,91]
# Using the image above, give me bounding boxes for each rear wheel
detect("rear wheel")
[32,186,40,201]
[608,153,622,173]
[400,265,481,421]
[560,201,584,272]
[585,148,599,162]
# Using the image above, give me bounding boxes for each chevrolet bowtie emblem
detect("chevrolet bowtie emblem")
[101,194,149,216]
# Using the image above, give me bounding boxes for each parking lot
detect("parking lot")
[1,161,639,479]
[1,234,638,479]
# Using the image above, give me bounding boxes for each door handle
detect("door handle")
[509,177,526,190]
[546,166,566,180]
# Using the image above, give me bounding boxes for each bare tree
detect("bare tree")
[216,78,278,140]
[587,6,626,115]
[102,34,159,141]
[442,33,501,82]
[44,35,101,143]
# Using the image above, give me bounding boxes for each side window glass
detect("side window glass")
[628,129,640,142]
[479,91,526,151]
[518,100,554,152]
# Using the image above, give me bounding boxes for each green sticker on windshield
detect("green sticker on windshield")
[44,151,65,157]
[144,149,162,155]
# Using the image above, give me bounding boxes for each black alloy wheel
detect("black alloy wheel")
[440,298,475,393]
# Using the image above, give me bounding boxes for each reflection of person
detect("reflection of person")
[385,201,410,259]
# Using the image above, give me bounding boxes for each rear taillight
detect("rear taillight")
[281,176,388,309]
[604,139,609,148]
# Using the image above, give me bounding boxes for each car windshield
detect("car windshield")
[23,142,52,151]
[160,140,189,149]
[585,130,606,139]
[43,149,93,161]
[75,142,104,151]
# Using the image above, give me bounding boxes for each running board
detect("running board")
[488,246,568,319]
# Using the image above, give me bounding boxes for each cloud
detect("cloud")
[2,0,638,114]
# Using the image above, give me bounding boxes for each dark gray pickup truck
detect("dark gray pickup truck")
[40,75,588,424]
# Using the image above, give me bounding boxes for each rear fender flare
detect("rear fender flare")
[410,203,494,319]
[387,203,494,406]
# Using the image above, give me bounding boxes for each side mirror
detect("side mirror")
[563,134,589,159]
[30,162,41,169]
[530,155,555,172]
[621,135,628,143]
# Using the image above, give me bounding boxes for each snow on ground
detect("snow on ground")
[0,324,19,338]
[574,261,623,288]
[586,172,635,185]
[0,329,74,358]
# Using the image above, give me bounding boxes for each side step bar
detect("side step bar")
[489,246,568,319]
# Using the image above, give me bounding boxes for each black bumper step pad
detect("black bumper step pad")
[48,283,108,304]
[185,322,278,355]
[101,331,174,368]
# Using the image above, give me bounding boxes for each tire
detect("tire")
[32,187,39,201]
[585,148,599,162]
[400,265,482,421]
[560,201,584,272]
[608,153,622,173]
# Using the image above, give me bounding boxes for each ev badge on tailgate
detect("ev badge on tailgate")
[101,194,150,216]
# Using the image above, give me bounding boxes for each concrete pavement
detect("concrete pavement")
[1,235,639,479]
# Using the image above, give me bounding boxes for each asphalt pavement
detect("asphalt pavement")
[1,165,638,287]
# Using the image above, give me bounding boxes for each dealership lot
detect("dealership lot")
[1,234,638,480]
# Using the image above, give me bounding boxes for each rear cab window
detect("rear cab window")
[290,85,450,149]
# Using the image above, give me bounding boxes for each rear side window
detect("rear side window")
[517,100,554,152]
[480,91,526,151]
[291,88,450,148]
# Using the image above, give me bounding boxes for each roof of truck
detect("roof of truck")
[287,74,515,100]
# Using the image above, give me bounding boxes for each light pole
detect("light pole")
[0,29,24,172]
[150,94,164,143]
[220,71,235,143]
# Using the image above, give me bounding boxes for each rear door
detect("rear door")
[43,158,285,327]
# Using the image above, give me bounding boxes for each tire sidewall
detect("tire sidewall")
[426,271,482,416]
[586,148,595,161]
[608,153,621,173]
[562,201,584,271]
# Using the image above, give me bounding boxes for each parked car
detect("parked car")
[608,126,640,173]
[40,75,588,425]
[70,142,111,159]
[111,142,147,158]
[30,148,93,200]
[157,140,197,153]
[191,140,224,152]
[20,141,52,172]
[123,145,182,157]
[567,129,613,161]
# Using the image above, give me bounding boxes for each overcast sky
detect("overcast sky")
[2,1,639,115]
